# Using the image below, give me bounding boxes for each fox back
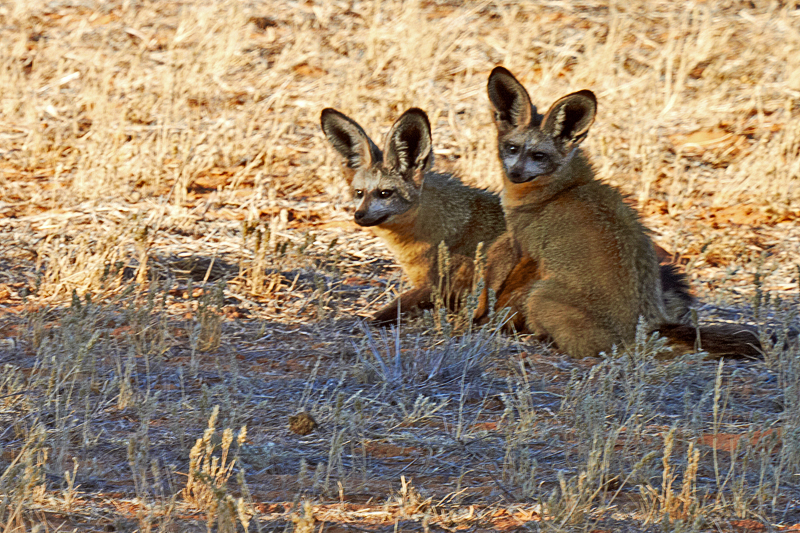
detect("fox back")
[320,107,506,324]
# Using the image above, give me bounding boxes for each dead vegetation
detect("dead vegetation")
[0,0,799,531]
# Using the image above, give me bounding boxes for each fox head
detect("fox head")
[487,67,596,188]
[320,108,433,227]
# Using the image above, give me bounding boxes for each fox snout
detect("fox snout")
[353,208,369,225]
[506,163,532,184]
[354,207,387,227]
[353,196,391,227]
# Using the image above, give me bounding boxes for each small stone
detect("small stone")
[288,412,318,436]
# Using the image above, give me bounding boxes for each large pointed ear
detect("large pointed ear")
[320,108,382,171]
[487,67,536,134]
[383,108,432,186]
[541,90,596,154]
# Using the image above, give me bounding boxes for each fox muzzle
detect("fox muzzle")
[354,209,390,227]
[507,167,536,184]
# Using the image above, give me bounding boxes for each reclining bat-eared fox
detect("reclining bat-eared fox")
[320,107,506,325]
[474,66,762,359]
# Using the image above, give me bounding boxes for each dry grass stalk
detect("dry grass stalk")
[183,405,248,529]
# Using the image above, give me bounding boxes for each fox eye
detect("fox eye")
[531,152,549,162]
[505,144,520,155]
[354,189,364,199]
[378,189,394,199]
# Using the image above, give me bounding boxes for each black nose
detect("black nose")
[354,210,366,223]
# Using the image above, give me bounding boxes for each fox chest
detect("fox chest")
[507,202,612,274]
[372,228,438,286]
[507,212,549,261]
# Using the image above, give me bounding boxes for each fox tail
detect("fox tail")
[657,322,765,358]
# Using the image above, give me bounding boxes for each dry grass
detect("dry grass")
[1,0,799,531]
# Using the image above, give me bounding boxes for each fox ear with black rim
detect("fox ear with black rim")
[320,108,383,175]
[383,108,433,187]
[541,90,597,155]
[487,67,538,135]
